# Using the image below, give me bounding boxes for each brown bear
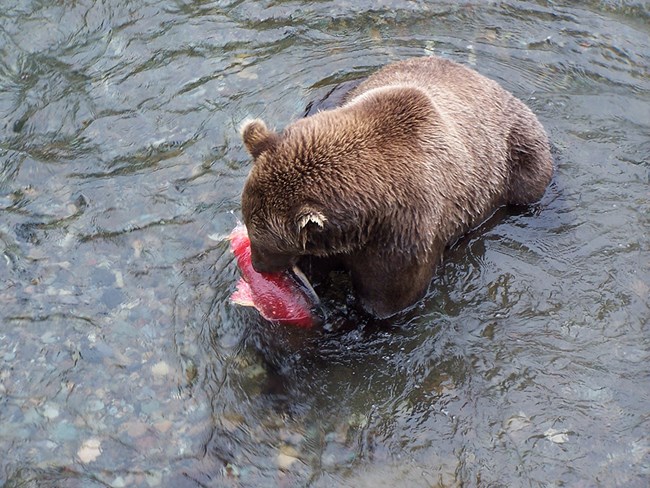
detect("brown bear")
[239,56,552,318]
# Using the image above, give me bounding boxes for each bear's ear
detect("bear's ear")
[296,207,327,249]
[297,210,327,230]
[240,118,278,158]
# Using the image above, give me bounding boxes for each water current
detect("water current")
[1,1,648,486]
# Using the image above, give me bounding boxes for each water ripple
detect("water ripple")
[1,1,649,487]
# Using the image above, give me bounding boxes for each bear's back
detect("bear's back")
[345,57,508,114]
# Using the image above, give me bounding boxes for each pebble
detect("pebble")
[276,452,299,470]
[114,270,125,288]
[154,419,172,433]
[132,240,144,258]
[77,438,102,463]
[51,422,78,442]
[87,399,105,412]
[123,420,148,437]
[223,463,240,478]
[112,476,126,488]
[505,412,530,432]
[544,428,569,444]
[145,471,162,487]
[141,400,160,415]
[237,67,258,80]
[42,403,60,419]
[41,331,57,344]
[320,452,337,469]
[27,248,47,260]
[151,361,171,377]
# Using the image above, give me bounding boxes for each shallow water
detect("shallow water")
[1,0,649,486]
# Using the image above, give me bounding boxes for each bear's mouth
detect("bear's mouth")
[290,265,319,304]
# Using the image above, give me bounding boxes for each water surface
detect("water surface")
[1,1,649,486]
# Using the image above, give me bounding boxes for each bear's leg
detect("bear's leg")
[505,100,553,205]
[347,251,438,319]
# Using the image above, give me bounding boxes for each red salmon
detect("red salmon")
[229,225,319,328]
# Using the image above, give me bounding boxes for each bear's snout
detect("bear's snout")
[251,255,277,274]
[250,246,293,274]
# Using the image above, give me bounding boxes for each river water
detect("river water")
[1,1,648,486]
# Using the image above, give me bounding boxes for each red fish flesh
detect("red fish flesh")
[229,225,319,328]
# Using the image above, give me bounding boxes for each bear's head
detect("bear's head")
[239,118,333,274]
[239,87,435,274]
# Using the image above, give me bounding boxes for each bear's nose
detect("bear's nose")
[250,249,277,274]
[251,257,274,274]
[250,247,293,274]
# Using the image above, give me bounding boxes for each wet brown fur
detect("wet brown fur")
[240,56,553,318]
